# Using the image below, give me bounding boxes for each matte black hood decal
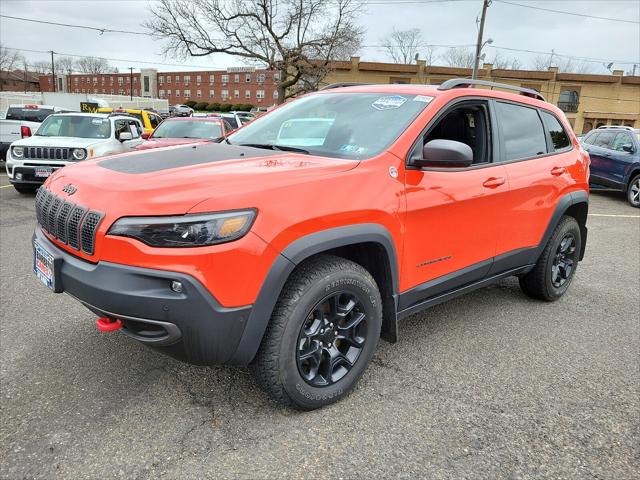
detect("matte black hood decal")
[98,143,281,174]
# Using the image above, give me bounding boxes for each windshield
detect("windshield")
[6,107,55,123]
[228,92,432,159]
[35,115,111,139]
[151,120,223,139]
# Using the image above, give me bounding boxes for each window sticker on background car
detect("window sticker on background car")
[371,95,407,110]
[91,118,104,124]
[413,95,434,103]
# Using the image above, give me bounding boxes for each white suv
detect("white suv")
[6,113,144,194]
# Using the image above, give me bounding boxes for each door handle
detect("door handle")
[550,166,566,176]
[482,177,506,189]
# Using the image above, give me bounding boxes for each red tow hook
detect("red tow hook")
[96,317,123,333]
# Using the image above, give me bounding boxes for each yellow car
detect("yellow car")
[97,108,163,136]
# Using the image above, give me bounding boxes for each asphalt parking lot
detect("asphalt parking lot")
[1,175,638,479]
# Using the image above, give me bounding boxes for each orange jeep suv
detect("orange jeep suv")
[32,80,589,409]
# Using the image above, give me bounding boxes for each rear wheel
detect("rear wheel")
[251,255,382,410]
[519,216,581,301]
[13,184,38,194]
[627,174,640,208]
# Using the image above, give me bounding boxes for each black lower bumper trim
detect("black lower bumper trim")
[33,227,253,365]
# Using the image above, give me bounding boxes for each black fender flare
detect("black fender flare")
[229,223,399,365]
[535,190,589,262]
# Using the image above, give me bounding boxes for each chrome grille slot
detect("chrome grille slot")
[23,147,70,160]
[80,212,103,255]
[67,206,87,250]
[34,187,103,254]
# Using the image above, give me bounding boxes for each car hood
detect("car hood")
[135,138,211,150]
[12,136,106,149]
[45,142,358,217]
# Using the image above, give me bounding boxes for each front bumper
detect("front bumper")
[6,153,68,185]
[33,227,253,365]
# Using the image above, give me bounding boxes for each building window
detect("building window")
[197,90,202,97]
[143,76,149,93]
[196,75,202,84]
[558,89,579,113]
[159,89,165,97]
[234,74,240,83]
[133,77,137,84]
[159,76,164,85]
[234,90,240,98]
[74,78,79,85]
[256,89,265,99]
[167,76,171,84]
[245,90,251,99]
[93,77,97,84]
[209,89,215,97]
[245,73,251,83]
[221,89,229,100]
[110,77,114,85]
[209,74,214,84]
[118,77,123,85]
[166,89,171,96]
[273,72,281,82]
[75,89,79,93]
[184,89,191,98]
[110,89,114,94]
[126,77,130,84]
[175,75,180,82]
[102,78,105,85]
[221,74,229,84]
[93,88,98,94]
[257,73,265,83]
[133,89,137,96]
[175,89,180,97]
[102,89,105,94]
[184,75,190,86]
[273,90,279,99]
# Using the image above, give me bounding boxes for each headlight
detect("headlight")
[72,148,87,161]
[108,210,256,247]
[12,146,24,158]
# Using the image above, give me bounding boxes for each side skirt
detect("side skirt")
[396,264,534,321]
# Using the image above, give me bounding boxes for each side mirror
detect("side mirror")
[410,139,474,168]
[622,144,635,153]
[141,132,150,140]
[119,132,133,142]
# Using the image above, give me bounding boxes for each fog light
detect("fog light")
[15,173,23,180]
[171,281,183,293]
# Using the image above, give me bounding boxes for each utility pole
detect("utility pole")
[472,0,490,80]
[50,50,56,92]
[129,67,134,100]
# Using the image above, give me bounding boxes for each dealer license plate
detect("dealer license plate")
[34,167,53,178]
[34,241,55,290]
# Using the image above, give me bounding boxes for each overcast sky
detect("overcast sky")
[1,0,639,74]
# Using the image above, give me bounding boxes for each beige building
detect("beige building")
[322,57,640,134]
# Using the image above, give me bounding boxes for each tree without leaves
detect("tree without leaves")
[383,28,423,64]
[441,47,475,69]
[30,60,52,75]
[145,0,363,103]
[75,56,113,74]
[488,52,522,70]
[530,54,594,74]
[0,44,23,73]
[56,56,76,75]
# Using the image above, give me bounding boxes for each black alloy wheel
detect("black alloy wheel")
[296,292,368,387]
[551,233,577,288]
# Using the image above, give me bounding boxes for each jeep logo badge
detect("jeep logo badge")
[62,184,77,195]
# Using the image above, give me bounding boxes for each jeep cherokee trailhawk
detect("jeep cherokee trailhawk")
[32,80,589,409]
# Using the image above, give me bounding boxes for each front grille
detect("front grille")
[35,187,103,254]
[24,147,70,160]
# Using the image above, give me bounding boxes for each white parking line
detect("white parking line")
[0,184,13,189]
[589,213,640,218]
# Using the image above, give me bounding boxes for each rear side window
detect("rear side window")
[593,131,616,149]
[610,132,634,152]
[496,102,547,161]
[541,111,571,151]
[149,114,161,129]
[582,132,598,145]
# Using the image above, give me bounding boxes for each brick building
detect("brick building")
[1,69,40,92]
[39,66,280,106]
[322,57,640,134]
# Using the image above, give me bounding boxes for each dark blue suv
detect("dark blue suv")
[582,126,640,207]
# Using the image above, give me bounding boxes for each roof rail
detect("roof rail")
[597,125,634,131]
[437,78,545,102]
[320,82,370,91]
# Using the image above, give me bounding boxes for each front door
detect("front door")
[401,99,508,308]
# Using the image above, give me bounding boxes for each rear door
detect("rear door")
[494,102,575,264]
[585,130,619,187]
[608,132,637,184]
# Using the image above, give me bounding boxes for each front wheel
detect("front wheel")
[627,174,640,208]
[519,216,581,301]
[251,255,382,410]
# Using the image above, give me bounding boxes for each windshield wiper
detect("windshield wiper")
[238,143,310,154]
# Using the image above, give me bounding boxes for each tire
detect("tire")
[251,254,382,410]
[13,184,38,194]
[519,216,581,302]
[627,174,640,208]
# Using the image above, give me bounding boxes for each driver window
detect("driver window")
[114,119,128,139]
[420,101,491,165]
[127,120,141,138]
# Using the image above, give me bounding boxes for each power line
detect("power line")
[494,0,640,25]
[487,45,639,65]
[0,14,150,35]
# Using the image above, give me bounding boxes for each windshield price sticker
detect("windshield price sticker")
[371,95,407,110]
[413,95,434,103]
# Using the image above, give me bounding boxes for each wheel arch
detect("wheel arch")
[230,224,400,365]
[626,167,640,191]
